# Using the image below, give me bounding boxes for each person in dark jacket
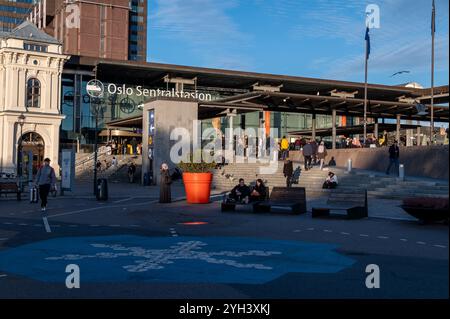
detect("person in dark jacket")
[302,141,313,171]
[159,163,172,203]
[386,140,400,176]
[34,158,57,211]
[128,162,136,183]
[283,158,294,188]
[250,179,267,202]
[228,178,251,203]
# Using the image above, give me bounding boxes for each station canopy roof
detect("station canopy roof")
[69,57,449,126]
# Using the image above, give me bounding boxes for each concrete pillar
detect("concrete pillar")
[396,114,401,143]
[142,98,199,185]
[312,113,316,141]
[332,109,336,149]
[374,121,379,142]
[228,113,234,151]
[416,126,421,146]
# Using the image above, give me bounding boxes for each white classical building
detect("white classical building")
[0,21,69,176]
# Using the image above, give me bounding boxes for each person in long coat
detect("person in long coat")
[159,163,172,203]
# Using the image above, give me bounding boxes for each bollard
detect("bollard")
[347,159,352,173]
[398,164,405,181]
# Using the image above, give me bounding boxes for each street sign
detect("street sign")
[61,149,75,191]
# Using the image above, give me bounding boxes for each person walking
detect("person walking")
[131,137,138,155]
[386,140,400,176]
[128,162,136,183]
[310,140,318,165]
[159,163,172,203]
[280,136,289,160]
[317,141,328,170]
[283,158,294,188]
[302,141,313,171]
[34,158,57,211]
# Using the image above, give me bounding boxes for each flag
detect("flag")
[431,0,436,35]
[365,27,370,60]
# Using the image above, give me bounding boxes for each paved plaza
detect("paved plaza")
[0,180,447,299]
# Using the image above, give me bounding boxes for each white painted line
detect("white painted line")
[129,224,141,227]
[0,274,7,278]
[359,234,369,237]
[293,230,301,233]
[42,217,51,233]
[172,234,179,237]
[433,245,447,249]
[400,239,408,242]
[377,236,389,239]
[113,197,134,204]
[307,228,315,231]
[47,200,158,218]
[323,229,332,233]
[33,224,41,227]
[3,222,12,225]
[340,232,350,235]
[18,223,28,226]
[416,241,426,245]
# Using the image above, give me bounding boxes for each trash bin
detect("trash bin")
[96,178,108,201]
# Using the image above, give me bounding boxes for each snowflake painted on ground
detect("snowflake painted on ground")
[46,240,282,272]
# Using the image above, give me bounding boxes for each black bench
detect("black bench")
[312,190,368,219]
[0,182,21,201]
[253,187,307,215]
[221,186,269,212]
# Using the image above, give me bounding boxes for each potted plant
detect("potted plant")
[178,153,216,204]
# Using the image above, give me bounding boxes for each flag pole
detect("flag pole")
[363,28,369,146]
[430,0,435,144]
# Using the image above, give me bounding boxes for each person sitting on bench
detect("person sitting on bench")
[322,172,338,189]
[250,179,267,202]
[228,178,251,204]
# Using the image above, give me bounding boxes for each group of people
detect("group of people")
[106,138,142,156]
[301,139,330,171]
[225,178,267,204]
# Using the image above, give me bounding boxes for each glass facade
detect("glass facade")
[0,0,37,31]
[61,72,345,147]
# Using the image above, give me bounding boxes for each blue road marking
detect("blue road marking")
[0,235,355,284]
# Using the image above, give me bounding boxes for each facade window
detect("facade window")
[26,78,40,108]
[24,43,48,52]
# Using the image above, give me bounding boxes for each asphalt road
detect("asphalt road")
[0,196,448,299]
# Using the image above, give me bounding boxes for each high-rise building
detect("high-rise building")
[28,0,147,61]
[128,0,147,61]
[0,0,37,32]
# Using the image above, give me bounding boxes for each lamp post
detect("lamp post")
[17,114,26,184]
[91,98,104,196]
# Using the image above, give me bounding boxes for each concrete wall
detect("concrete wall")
[289,145,449,180]
[142,98,199,185]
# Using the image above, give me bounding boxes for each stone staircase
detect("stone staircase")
[75,154,142,183]
[212,161,449,200]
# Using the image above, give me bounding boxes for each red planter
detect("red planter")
[182,172,213,204]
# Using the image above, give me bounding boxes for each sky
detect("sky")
[147,0,449,88]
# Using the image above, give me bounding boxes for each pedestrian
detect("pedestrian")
[302,140,313,171]
[128,162,136,183]
[131,137,138,155]
[123,139,128,155]
[294,138,302,150]
[386,140,400,176]
[310,139,318,164]
[96,160,102,172]
[280,136,289,160]
[322,172,338,189]
[317,141,328,170]
[159,163,172,203]
[111,156,118,167]
[34,158,57,212]
[283,158,294,188]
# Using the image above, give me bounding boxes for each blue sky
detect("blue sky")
[148,0,449,88]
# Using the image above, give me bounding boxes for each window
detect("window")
[24,43,48,52]
[26,78,40,108]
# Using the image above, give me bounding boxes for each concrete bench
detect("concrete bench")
[312,190,368,219]
[253,187,307,215]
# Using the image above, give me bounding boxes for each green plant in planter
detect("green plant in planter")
[178,152,216,173]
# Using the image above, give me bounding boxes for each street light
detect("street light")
[17,114,26,182]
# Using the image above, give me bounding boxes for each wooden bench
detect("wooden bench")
[253,187,307,215]
[312,190,368,219]
[221,186,269,212]
[0,182,21,201]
